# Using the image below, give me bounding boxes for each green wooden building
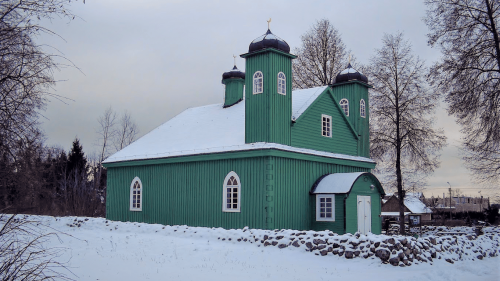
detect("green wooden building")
[103,28,385,234]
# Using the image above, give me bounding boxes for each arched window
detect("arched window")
[360,99,366,118]
[223,171,241,212]
[130,177,142,211]
[340,99,349,116]
[277,72,286,95]
[253,71,263,94]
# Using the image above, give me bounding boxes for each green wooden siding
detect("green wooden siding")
[291,89,358,156]
[258,156,370,231]
[107,157,268,229]
[244,49,293,145]
[344,174,382,234]
[222,77,244,107]
[331,82,370,158]
[106,152,376,232]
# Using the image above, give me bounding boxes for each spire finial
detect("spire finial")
[348,53,351,64]
[233,54,236,66]
[267,18,272,30]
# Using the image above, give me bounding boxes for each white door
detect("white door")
[357,195,372,234]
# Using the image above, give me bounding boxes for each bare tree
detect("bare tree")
[96,107,117,164]
[367,32,447,234]
[424,0,500,183]
[114,111,139,151]
[0,213,74,280]
[0,1,80,159]
[292,19,352,89]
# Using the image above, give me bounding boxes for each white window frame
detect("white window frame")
[360,99,366,118]
[321,114,332,138]
[277,72,286,95]
[253,71,263,94]
[316,194,335,221]
[340,98,349,116]
[129,177,142,211]
[223,171,241,212]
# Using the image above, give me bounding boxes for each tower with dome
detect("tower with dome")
[103,26,385,234]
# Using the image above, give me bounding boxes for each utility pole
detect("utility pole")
[447,182,452,221]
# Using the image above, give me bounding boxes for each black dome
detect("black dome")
[222,65,245,80]
[334,63,368,84]
[249,29,290,53]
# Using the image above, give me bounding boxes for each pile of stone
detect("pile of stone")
[217,227,499,267]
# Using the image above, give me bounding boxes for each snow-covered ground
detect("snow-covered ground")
[4,215,500,281]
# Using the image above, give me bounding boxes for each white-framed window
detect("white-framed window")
[321,114,332,137]
[360,99,366,118]
[223,171,241,212]
[253,71,263,94]
[277,72,286,95]
[316,194,335,221]
[340,99,349,116]
[130,177,142,211]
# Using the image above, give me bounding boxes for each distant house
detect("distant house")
[423,196,490,213]
[103,27,386,234]
[382,194,432,221]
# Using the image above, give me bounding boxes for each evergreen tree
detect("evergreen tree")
[67,138,87,176]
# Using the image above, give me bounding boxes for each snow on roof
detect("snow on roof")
[312,172,366,194]
[405,196,432,214]
[104,87,375,164]
[291,86,329,120]
[381,212,411,216]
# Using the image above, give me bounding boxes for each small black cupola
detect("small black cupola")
[334,63,368,84]
[248,29,290,54]
[221,64,245,108]
[222,65,246,81]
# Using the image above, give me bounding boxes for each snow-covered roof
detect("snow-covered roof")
[312,172,367,194]
[381,212,411,216]
[405,196,432,214]
[104,88,375,164]
[291,86,328,121]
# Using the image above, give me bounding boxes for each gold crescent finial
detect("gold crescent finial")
[267,18,272,29]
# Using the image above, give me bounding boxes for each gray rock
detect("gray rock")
[375,249,391,262]
[320,250,329,256]
[389,257,400,266]
[345,251,354,259]
[278,243,287,249]
[292,240,300,247]
[313,239,326,245]
[445,258,454,264]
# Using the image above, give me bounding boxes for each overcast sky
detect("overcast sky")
[37,0,498,202]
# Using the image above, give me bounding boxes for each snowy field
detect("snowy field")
[4,215,500,281]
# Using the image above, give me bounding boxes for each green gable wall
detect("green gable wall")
[291,89,358,156]
[243,49,294,145]
[331,82,370,158]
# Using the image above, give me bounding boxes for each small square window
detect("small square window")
[316,195,335,221]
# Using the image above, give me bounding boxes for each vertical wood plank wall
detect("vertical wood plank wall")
[244,52,292,145]
[291,91,358,156]
[331,82,370,158]
[106,155,374,232]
